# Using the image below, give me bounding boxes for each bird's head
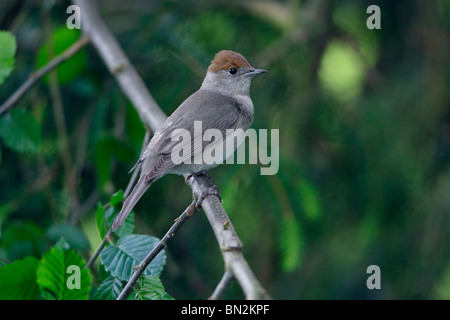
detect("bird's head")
[201,50,266,96]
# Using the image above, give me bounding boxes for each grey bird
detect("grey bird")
[112,50,267,231]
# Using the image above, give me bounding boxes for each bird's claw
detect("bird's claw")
[195,185,222,210]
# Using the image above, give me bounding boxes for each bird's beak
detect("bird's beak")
[246,68,267,77]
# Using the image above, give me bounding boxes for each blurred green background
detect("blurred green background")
[0,0,449,299]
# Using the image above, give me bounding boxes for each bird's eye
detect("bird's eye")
[228,67,237,75]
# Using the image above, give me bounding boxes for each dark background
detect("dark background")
[0,0,449,299]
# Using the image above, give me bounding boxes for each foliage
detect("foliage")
[0,257,40,299]
[36,241,92,300]
[0,109,42,153]
[0,191,170,300]
[0,239,91,300]
[0,31,15,85]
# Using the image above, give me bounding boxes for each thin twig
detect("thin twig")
[209,271,234,300]
[0,35,90,116]
[85,228,112,270]
[117,202,198,300]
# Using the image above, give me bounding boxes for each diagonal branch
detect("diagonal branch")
[0,35,90,116]
[74,0,271,300]
[209,271,234,300]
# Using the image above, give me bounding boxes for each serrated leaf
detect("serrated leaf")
[37,246,92,300]
[100,234,165,281]
[135,275,173,300]
[0,31,16,85]
[0,109,42,153]
[94,275,123,300]
[0,257,40,299]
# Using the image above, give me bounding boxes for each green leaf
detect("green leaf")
[96,201,135,239]
[0,31,16,85]
[46,224,91,251]
[100,234,166,281]
[135,275,173,300]
[94,275,123,300]
[0,109,42,153]
[36,27,86,84]
[96,203,108,239]
[298,180,322,221]
[0,257,40,299]
[37,246,92,300]
[110,190,124,207]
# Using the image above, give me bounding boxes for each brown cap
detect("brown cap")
[207,50,252,73]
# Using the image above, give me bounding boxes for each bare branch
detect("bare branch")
[0,35,90,116]
[209,271,234,300]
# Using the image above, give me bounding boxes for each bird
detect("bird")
[112,50,267,231]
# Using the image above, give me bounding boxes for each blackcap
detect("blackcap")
[112,50,266,230]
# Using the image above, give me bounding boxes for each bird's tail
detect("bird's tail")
[112,177,153,231]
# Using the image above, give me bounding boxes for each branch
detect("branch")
[186,174,272,300]
[74,0,271,300]
[0,35,90,116]
[210,271,234,300]
[72,0,166,131]
[117,201,198,300]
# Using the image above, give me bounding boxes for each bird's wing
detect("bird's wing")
[141,90,243,181]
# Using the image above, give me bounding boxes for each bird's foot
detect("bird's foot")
[187,171,222,209]
[194,184,222,210]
